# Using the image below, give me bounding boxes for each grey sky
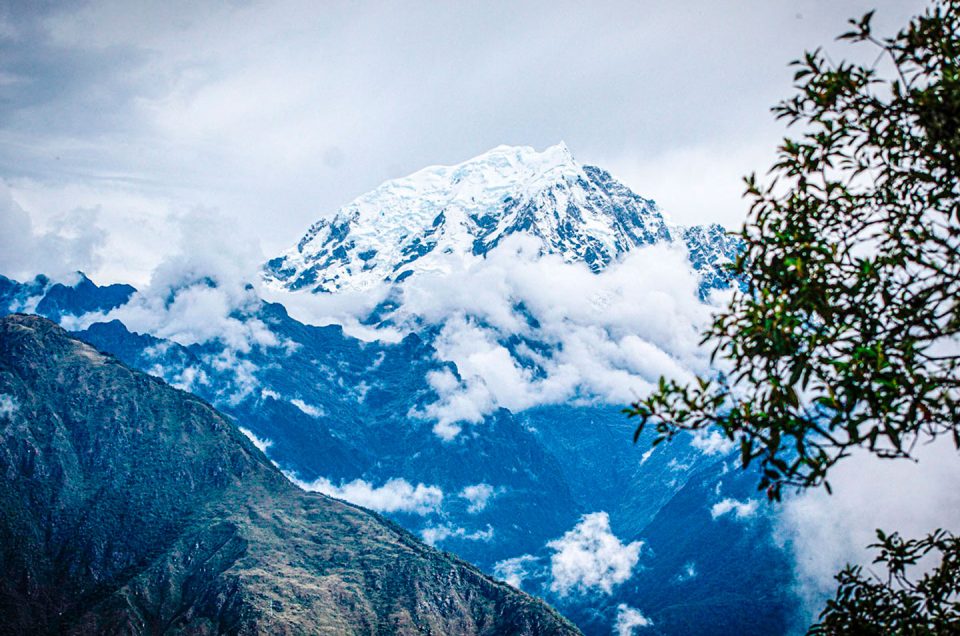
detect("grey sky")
[0,0,928,285]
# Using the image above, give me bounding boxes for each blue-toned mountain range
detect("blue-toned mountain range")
[0,145,790,635]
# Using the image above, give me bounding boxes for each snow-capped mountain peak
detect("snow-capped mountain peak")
[264,143,734,295]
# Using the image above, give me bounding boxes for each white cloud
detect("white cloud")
[238,426,273,454]
[777,435,960,623]
[420,524,494,546]
[7,180,184,287]
[288,475,444,516]
[0,180,106,283]
[66,208,279,354]
[494,554,539,589]
[398,238,713,439]
[614,603,653,635]
[290,398,324,417]
[690,429,735,456]
[711,498,759,521]
[605,139,776,231]
[431,419,464,442]
[262,282,404,344]
[638,448,655,465]
[45,208,298,407]
[134,336,266,408]
[161,363,210,394]
[0,394,18,419]
[675,561,697,583]
[204,349,260,405]
[459,483,498,513]
[547,511,643,596]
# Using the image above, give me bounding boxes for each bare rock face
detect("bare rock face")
[0,314,579,635]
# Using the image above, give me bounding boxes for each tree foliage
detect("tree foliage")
[809,530,960,635]
[626,1,960,501]
[627,3,960,630]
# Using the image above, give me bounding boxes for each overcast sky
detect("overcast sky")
[0,0,927,285]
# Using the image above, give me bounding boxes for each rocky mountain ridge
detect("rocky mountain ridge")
[0,314,579,635]
[0,277,792,636]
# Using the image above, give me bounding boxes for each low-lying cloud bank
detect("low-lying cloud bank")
[238,426,273,454]
[289,475,444,516]
[17,197,714,444]
[547,511,643,596]
[405,238,713,439]
[711,498,758,521]
[265,235,717,441]
[76,210,273,350]
[615,603,653,635]
[492,511,644,599]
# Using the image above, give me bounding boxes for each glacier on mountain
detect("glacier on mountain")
[264,143,740,298]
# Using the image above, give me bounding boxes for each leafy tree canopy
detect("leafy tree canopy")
[626,0,960,501]
[627,3,960,630]
[810,529,960,635]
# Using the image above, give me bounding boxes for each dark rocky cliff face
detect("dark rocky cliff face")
[0,315,579,635]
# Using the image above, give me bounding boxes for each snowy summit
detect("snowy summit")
[264,143,738,296]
